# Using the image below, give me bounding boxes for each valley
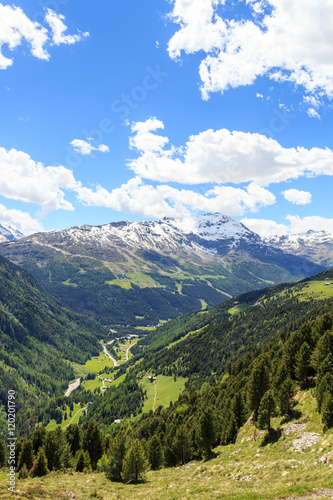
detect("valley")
[1,215,333,499]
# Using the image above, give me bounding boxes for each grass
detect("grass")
[295,280,333,301]
[135,326,156,331]
[105,280,132,289]
[228,302,251,315]
[140,374,187,413]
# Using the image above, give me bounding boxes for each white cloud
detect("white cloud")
[0,204,43,235]
[76,176,275,219]
[70,139,110,156]
[45,9,89,46]
[282,189,312,205]
[0,147,79,217]
[242,215,333,238]
[128,118,333,186]
[0,4,88,69]
[167,0,333,101]
[241,218,288,238]
[286,215,333,235]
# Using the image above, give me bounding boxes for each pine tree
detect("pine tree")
[147,435,163,470]
[258,390,276,432]
[294,342,312,382]
[66,424,81,456]
[121,439,149,483]
[174,425,191,465]
[17,439,34,471]
[61,442,74,469]
[316,372,333,412]
[31,448,49,477]
[82,421,102,470]
[0,439,7,468]
[321,393,333,429]
[105,431,127,481]
[221,410,238,445]
[75,449,91,472]
[277,377,296,416]
[45,427,63,471]
[196,407,216,457]
[247,357,270,415]
[31,426,46,455]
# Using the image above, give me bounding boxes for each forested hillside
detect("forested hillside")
[0,255,106,436]
[2,268,333,498]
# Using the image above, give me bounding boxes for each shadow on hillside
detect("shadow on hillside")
[280,409,302,425]
[260,428,282,447]
[203,451,220,462]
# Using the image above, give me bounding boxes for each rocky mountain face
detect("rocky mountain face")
[265,230,333,268]
[0,224,24,242]
[0,214,324,326]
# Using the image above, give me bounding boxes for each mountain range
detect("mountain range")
[0,213,324,326]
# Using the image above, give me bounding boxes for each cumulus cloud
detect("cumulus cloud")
[242,215,333,238]
[0,204,43,235]
[241,218,288,238]
[0,4,89,69]
[76,176,275,219]
[70,139,110,156]
[128,118,333,186]
[285,215,333,235]
[282,189,312,205]
[167,0,333,101]
[0,147,79,217]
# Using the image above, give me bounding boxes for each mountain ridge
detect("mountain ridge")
[0,213,324,326]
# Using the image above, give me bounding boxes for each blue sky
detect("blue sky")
[1,0,333,237]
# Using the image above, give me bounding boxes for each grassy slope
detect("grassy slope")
[2,389,333,499]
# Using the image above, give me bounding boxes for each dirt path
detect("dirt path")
[64,407,87,428]
[125,343,134,361]
[64,378,81,397]
[152,382,157,412]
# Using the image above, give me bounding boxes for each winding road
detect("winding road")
[103,344,119,367]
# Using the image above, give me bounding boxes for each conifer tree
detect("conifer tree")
[147,435,164,470]
[316,372,333,412]
[321,393,333,429]
[31,426,46,455]
[66,424,81,456]
[121,439,149,483]
[17,439,34,471]
[221,411,238,445]
[294,342,312,382]
[277,377,296,416]
[105,431,127,481]
[31,448,49,477]
[75,449,91,472]
[61,442,74,469]
[196,407,216,456]
[174,425,191,465]
[258,390,276,432]
[0,438,7,468]
[82,421,102,470]
[247,357,270,415]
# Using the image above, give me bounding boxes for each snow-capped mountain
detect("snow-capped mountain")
[265,230,333,267]
[0,224,24,242]
[0,214,323,326]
